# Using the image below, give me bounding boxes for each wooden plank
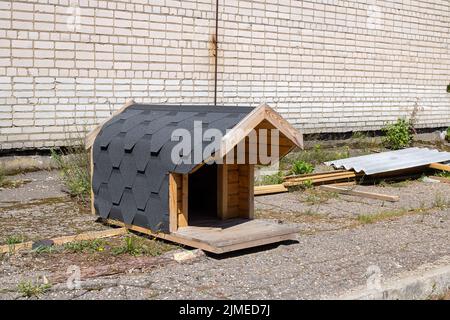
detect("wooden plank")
[217,164,229,219]
[169,173,179,232]
[283,173,357,187]
[429,163,450,172]
[329,181,357,186]
[429,176,450,184]
[85,99,135,149]
[179,174,189,228]
[218,233,296,253]
[319,185,399,202]
[284,170,349,180]
[254,184,288,196]
[284,170,356,182]
[0,228,128,254]
[219,104,303,160]
[174,219,299,253]
[107,218,299,254]
[105,219,222,253]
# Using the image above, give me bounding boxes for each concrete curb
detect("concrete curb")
[0,155,58,175]
[336,259,450,300]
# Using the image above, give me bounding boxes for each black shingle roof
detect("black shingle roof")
[93,104,253,232]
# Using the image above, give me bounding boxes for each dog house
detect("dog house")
[85,101,303,253]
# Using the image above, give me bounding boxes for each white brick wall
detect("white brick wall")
[0,0,449,149]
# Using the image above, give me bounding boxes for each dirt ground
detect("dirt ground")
[0,167,449,299]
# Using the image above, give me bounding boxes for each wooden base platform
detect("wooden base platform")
[105,218,299,254]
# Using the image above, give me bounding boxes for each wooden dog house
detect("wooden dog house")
[86,102,303,253]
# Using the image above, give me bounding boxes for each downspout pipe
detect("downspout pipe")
[214,0,219,105]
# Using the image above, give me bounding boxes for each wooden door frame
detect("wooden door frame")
[168,173,188,232]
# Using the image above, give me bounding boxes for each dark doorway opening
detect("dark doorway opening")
[188,163,218,224]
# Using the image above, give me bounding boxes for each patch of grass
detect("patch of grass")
[32,245,56,254]
[290,160,314,175]
[303,189,338,206]
[446,127,450,142]
[112,236,174,257]
[436,171,450,178]
[378,179,410,188]
[382,118,412,150]
[357,209,409,224]
[64,239,106,253]
[5,235,25,245]
[51,146,90,204]
[281,144,350,167]
[17,280,51,298]
[350,131,380,150]
[255,171,284,186]
[3,235,27,255]
[301,179,314,189]
[432,193,448,209]
[0,168,17,189]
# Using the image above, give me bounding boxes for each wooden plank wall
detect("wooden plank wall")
[218,163,254,220]
[225,120,295,165]
[169,173,188,232]
[227,164,240,218]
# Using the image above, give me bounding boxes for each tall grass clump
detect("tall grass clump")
[51,144,90,204]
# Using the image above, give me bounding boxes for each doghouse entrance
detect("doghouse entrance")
[168,163,255,232]
[188,163,218,223]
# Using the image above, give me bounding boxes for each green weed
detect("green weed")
[17,280,51,298]
[382,118,412,150]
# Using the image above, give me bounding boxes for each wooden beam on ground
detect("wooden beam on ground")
[329,181,357,186]
[283,173,357,187]
[283,170,349,180]
[254,184,288,196]
[0,228,128,254]
[429,163,450,172]
[319,185,399,202]
[429,176,450,184]
[283,170,357,183]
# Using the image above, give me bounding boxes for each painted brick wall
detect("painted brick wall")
[0,0,449,149]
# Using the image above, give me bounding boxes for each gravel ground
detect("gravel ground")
[0,171,108,244]
[0,169,449,299]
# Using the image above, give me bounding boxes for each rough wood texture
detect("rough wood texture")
[169,173,179,232]
[217,164,229,219]
[180,174,189,227]
[283,172,357,187]
[429,163,450,172]
[174,218,299,253]
[219,104,303,160]
[319,185,400,202]
[254,184,288,196]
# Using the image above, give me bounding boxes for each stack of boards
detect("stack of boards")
[254,163,450,200]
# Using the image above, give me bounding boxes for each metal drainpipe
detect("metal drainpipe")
[214,0,219,106]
